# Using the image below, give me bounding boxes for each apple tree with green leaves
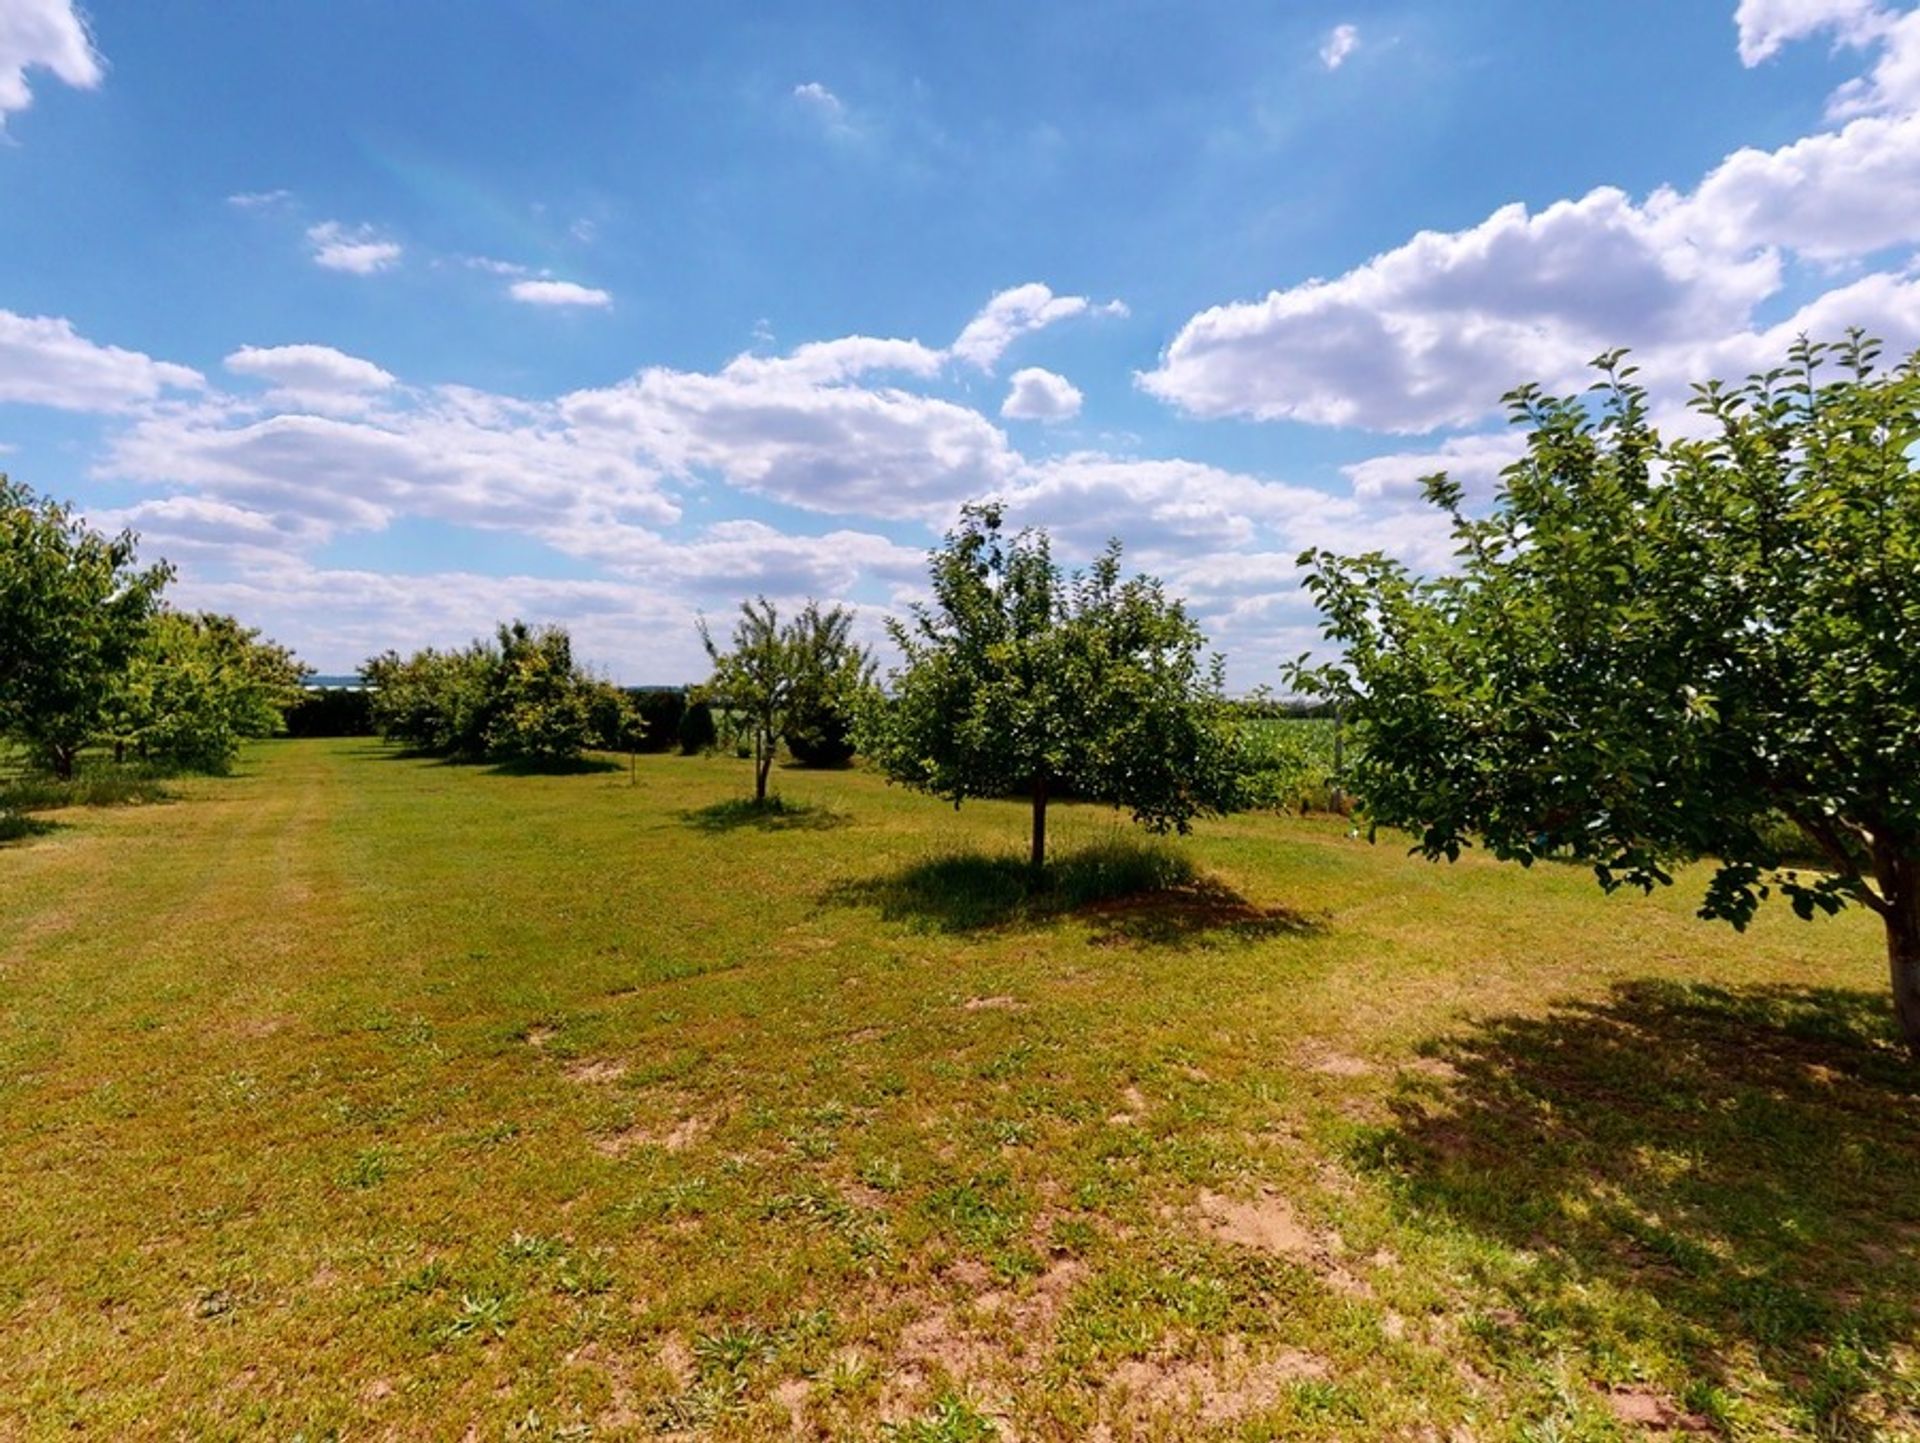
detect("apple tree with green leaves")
[861,503,1279,869]
[106,610,307,773]
[0,476,172,779]
[699,597,869,803]
[1293,334,1920,1053]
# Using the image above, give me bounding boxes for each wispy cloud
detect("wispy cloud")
[509,279,612,308]
[792,80,858,138]
[1320,23,1359,71]
[307,221,403,275]
[227,188,293,211]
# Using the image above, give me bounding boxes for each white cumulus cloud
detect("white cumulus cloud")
[0,310,201,412]
[950,283,1127,372]
[224,344,397,409]
[564,341,1015,521]
[0,0,100,126]
[1735,0,1888,64]
[1000,367,1084,422]
[1141,5,1920,439]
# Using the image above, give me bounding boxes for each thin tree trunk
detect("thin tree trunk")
[755,728,771,804]
[50,745,75,782]
[1030,773,1048,872]
[1885,858,1920,1057]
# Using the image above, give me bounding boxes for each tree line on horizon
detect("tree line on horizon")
[5,333,1919,1050]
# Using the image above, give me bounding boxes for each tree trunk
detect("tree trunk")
[754,728,771,804]
[1030,773,1049,872]
[1885,860,1920,1057]
[50,745,75,782]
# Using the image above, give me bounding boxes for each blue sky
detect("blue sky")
[4,1,1919,682]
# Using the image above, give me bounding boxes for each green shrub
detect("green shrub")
[628,688,687,753]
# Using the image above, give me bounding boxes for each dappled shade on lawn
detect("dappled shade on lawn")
[826,837,1322,942]
[1363,980,1920,1435]
[678,795,849,833]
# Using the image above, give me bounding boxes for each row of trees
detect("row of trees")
[694,506,1294,867]
[362,622,642,765]
[1,477,304,778]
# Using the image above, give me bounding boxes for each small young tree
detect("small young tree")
[700,597,870,800]
[1293,334,1920,1053]
[862,503,1269,869]
[0,477,172,778]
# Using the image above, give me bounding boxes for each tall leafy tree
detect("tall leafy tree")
[862,503,1271,869]
[107,611,306,773]
[1294,334,1920,1052]
[0,477,172,778]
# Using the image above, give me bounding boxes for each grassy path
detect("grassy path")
[1,740,1915,1439]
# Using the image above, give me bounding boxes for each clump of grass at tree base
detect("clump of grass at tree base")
[0,738,1912,1440]
[0,756,175,811]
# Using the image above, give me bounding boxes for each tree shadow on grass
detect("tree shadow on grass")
[0,811,61,847]
[679,796,849,833]
[823,839,1322,944]
[483,754,623,777]
[1359,979,1920,1434]
[349,746,621,776]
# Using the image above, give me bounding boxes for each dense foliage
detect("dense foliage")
[782,603,872,767]
[628,688,687,753]
[2,476,305,781]
[362,621,639,765]
[1,476,173,778]
[676,698,718,755]
[861,503,1281,867]
[104,611,306,773]
[699,597,870,802]
[1295,334,1920,1051]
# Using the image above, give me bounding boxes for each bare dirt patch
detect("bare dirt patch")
[1100,1336,1330,1430]
[883,1255,1089,1419]
[1108,1085,1149,1125]
[961,995,1021,1012]
[594,1115,708,1157]
[1402,1055,1460,1083]
[1301,1044,1375,1077]
[1602,1387,1712,1432]
[1196,1189,1370,1296]
[565,1058,628,1084]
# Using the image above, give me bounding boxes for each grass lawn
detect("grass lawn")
[2,739,1917,1441]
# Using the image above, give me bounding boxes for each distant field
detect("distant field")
[2,739,1914,1440]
